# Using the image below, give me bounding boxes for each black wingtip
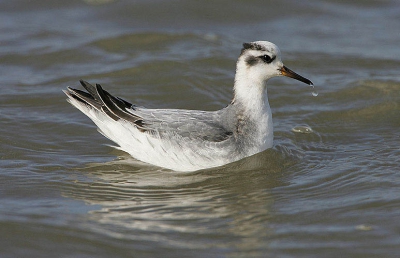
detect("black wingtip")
[95,83,103,90]
[68,80,150,133]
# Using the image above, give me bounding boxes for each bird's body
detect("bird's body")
[64,41,312,171]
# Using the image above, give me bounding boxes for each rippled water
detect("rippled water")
[1,0,399,257]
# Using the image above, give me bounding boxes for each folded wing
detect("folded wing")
[64,80,233,143]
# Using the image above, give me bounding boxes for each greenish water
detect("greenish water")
[1,0,399,257]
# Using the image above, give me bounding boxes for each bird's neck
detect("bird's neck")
[230,71,273,151]
[232,69,270,119]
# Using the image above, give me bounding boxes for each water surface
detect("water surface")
[1,0,399,257]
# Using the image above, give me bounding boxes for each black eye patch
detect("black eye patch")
[245,56,258,66]
[259,55,275,64]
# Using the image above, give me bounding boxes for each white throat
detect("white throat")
[233,59,271,118]
[233,60,274,150]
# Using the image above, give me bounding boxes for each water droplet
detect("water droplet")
[310,85,318,97]
[291,126,313,134]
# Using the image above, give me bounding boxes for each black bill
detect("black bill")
[280,65,313,85]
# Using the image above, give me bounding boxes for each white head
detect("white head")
[235,41,312,88]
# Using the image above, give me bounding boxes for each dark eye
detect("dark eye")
[260,55,275,64]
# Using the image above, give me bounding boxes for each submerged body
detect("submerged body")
[64,41,312,171]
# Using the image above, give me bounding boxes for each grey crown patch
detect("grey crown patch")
[241,42,267,54]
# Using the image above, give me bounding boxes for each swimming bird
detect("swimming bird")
[64,41,313,172]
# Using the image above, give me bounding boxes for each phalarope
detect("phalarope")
[64,41,313,171]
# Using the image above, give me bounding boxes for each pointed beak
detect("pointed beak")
[279,65,313,85]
